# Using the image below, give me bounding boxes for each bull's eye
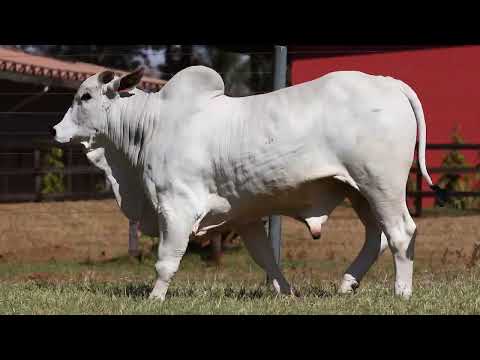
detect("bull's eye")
[81,93,92,102]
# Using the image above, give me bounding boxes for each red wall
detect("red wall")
[291,46,480,208]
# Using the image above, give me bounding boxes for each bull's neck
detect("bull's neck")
[102,92,157,170]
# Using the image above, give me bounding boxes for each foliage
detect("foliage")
[15,45,154,72]
[16,45,277,97]
[436,127,480,209]
[41,147,65,195]
[159,45,274,96]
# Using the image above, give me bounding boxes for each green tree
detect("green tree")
[16,45,276,97]
[159,45,275,96]
[41,147,65,195]
[15,45,158,72]
[436,127,479,209]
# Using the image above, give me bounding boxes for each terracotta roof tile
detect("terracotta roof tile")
[0,47,166,91]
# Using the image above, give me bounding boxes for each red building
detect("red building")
[290,45,480,208]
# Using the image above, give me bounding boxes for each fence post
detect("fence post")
[267,45,288,282]
[128,220,140,258]
[210,233,223,265]
[67,148,73,194]
[34,149,42,202]
[415,159,423,217]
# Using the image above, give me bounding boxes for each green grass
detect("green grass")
[2,271,480,314]
[1,247,480,314]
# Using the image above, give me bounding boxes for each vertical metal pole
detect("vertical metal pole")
[267,45,287,278]
[210,232,223,266]
[128,220,140,258]
[273,46,288,90]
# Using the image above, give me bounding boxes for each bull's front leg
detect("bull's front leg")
[149,203,195,301]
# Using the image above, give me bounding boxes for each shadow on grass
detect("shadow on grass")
[221,285,333,300]
[26,278,335,301]
[111,283,152,298]
[297,285,333,299]
[24,279,152,299]
[167,284,334,300]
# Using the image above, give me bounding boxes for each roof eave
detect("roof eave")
[0,70,82,89]
[0,69,165,92]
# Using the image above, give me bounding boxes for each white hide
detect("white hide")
[54,66,435,300]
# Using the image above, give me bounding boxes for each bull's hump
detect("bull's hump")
[160,66,225,102]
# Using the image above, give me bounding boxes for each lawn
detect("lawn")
[1,200,480,314]
[1,247,480,315]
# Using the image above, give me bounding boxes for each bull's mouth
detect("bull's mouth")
[54,136,72,144]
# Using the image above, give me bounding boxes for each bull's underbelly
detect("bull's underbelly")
[195,175,351,237]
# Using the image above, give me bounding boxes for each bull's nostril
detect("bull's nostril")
[49,127,56,137]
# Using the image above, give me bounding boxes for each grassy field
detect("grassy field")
[1,200,480,314]
[2,250,480,314]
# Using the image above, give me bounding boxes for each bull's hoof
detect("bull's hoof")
[338,274,359,294]
[148,291,166,301]
[291,287,301,298]
[148,283,167,302]
[394,283,412,299]
[275,288,299,298]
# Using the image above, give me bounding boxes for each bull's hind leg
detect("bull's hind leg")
[237,220,293,295]
[362,190,417,299]
[384,205,417,299]
[339,190,388,294]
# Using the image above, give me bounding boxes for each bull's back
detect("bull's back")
[202,71,417,208]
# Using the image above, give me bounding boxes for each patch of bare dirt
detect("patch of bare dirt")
[1,201,479,271]
[0,200,128,263]
[282,206,480,270]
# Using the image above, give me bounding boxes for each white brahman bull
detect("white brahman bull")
[52,66,445,300]
[81,135,240,265]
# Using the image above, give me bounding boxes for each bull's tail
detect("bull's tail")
[397,80,448,206]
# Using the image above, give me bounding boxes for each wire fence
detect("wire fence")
[1,45,451,80]
[2,45,479,214]
[1,137,479,217]
[408,143,480,216]
[0,48,448,57]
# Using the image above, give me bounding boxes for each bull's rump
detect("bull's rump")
[210,71,418,201]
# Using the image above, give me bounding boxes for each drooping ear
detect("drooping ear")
[114,67,145,92]
[98,70,116,85]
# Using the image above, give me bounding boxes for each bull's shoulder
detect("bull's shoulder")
[159,66,225,102]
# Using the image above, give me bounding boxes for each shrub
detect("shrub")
[436,127,480,209]
[41,147,65,195]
